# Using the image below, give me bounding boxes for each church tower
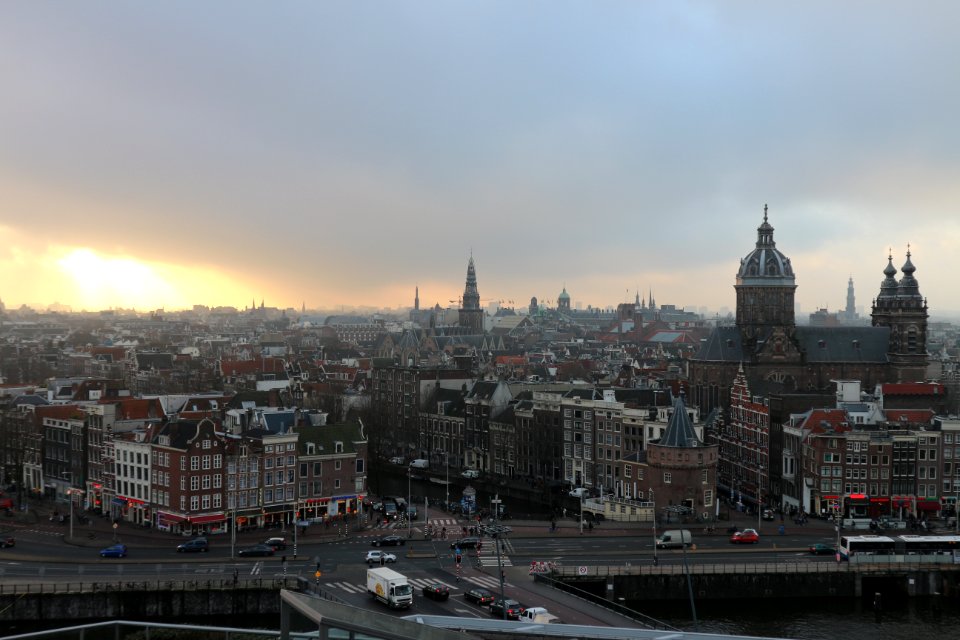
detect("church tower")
[414,286,420,312]
[871,248,928,382]
[843,277,857,323]
[458,256,484,333]
[735,205,797,347]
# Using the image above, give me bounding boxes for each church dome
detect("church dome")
[558,288,570,301]
[736,205,795,286]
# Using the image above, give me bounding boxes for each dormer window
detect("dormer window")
[306,442,316,455]
[335,441,343,454]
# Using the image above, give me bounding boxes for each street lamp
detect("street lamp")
[407,466,412,538]
[491,494,506,620]
[651,489,657,565]
[757,464,762,533]
[66,488,84,542]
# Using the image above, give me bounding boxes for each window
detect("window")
[702,469,708,484]
[213,454,222,468]
[334,479,341,489]
[190,456,199,471]
[704,490,713,507]
[190,476,199,491]
[663,472,672,484]
[202,455,211,470]
[213,494,221,509]
[202,495,211,509]
[313,462,321,475]
[335,460,342,471]
[213,474,222,488]
[190,496,199,510]
[202,475,211,489]
[300,463,308,478]
[202,440,211,449]
[180,458,186,471]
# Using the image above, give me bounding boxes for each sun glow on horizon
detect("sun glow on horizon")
[46,247,255,311]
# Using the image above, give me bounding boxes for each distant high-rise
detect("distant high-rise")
[458,256,484,332]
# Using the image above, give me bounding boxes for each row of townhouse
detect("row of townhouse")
[0,394,368,536]
[717,370,958,521]
[372,363,709,501]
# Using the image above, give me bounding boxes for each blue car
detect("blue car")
[100,544,128,558]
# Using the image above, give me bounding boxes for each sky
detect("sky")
[2,2,959,318]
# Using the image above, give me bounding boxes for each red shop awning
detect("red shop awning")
[917,501,941,511]
[158,512,186,524]
[189,513,226,524]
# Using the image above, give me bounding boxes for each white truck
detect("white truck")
[519,607,562,624]
[366,566,413,609]
[656,529,693,549]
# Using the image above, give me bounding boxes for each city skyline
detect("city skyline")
[2,3,959,315]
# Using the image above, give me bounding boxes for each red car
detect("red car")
[730,528,760,544]
[0,537,14,548]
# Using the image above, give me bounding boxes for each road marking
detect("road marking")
[250,562,262,576]
[454,608,480,617]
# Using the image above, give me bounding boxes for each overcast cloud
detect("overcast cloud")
[1,2,958,316]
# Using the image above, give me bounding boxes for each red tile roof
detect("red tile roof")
[801,409,850,433]
[880,383,946,396]
[884,409,935,424]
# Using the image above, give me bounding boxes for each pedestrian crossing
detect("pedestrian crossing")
[475,539,514,567]
[322,574,510,594]
[371,517,459,531]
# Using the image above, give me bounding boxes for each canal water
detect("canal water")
[636,595,958,639]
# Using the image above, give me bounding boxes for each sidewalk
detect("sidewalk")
[2,495,841,552]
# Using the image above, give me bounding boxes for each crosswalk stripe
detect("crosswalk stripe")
[464,575,508,589]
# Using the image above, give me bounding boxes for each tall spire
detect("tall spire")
[415,286,420,311]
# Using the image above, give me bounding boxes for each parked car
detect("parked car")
[462,469,480,479]
[730,528,760,544]
[568,487,588,498]
[0,536,14,548]
[762,509,776,521]
[238,544,276,557]
[100,544,128,558]
[450,537,481,550]
[177,538,209,553]
[464,587,495,605]
[372,535,405,547]
[263,537,287,550]
[365,550,397,564]
[389,456,405,465]
[489,598,526,620]
[809,543,837,555]
[421,583,450,601]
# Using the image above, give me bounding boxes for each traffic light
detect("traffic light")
[455,554,462,564]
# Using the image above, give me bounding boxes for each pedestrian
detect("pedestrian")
[562,507,567,518]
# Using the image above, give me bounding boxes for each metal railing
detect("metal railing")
[0,577,300,596]
[550,559,960,578]
[0,619,317,640]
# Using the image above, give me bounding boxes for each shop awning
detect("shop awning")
[158,511,186,524]
[111,497,126,506]
[189,513,226,524]
[917,500,941,511]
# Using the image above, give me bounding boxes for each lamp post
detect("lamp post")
[407,466,412,538]
[66,488,84,542]
[491,494,506,620]
[651,489,658,565]
[757,464,762,533]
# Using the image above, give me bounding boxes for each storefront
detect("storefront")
[115,495,149,526]
[891,495,915,519]
[916,499,941,518]
[188,512,227,536]
[156,511,187,533]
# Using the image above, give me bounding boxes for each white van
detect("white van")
[656,529,693,549]
[409,459,429,469]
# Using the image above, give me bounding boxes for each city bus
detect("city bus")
[895,535,960,556]
[838,535,896,560]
